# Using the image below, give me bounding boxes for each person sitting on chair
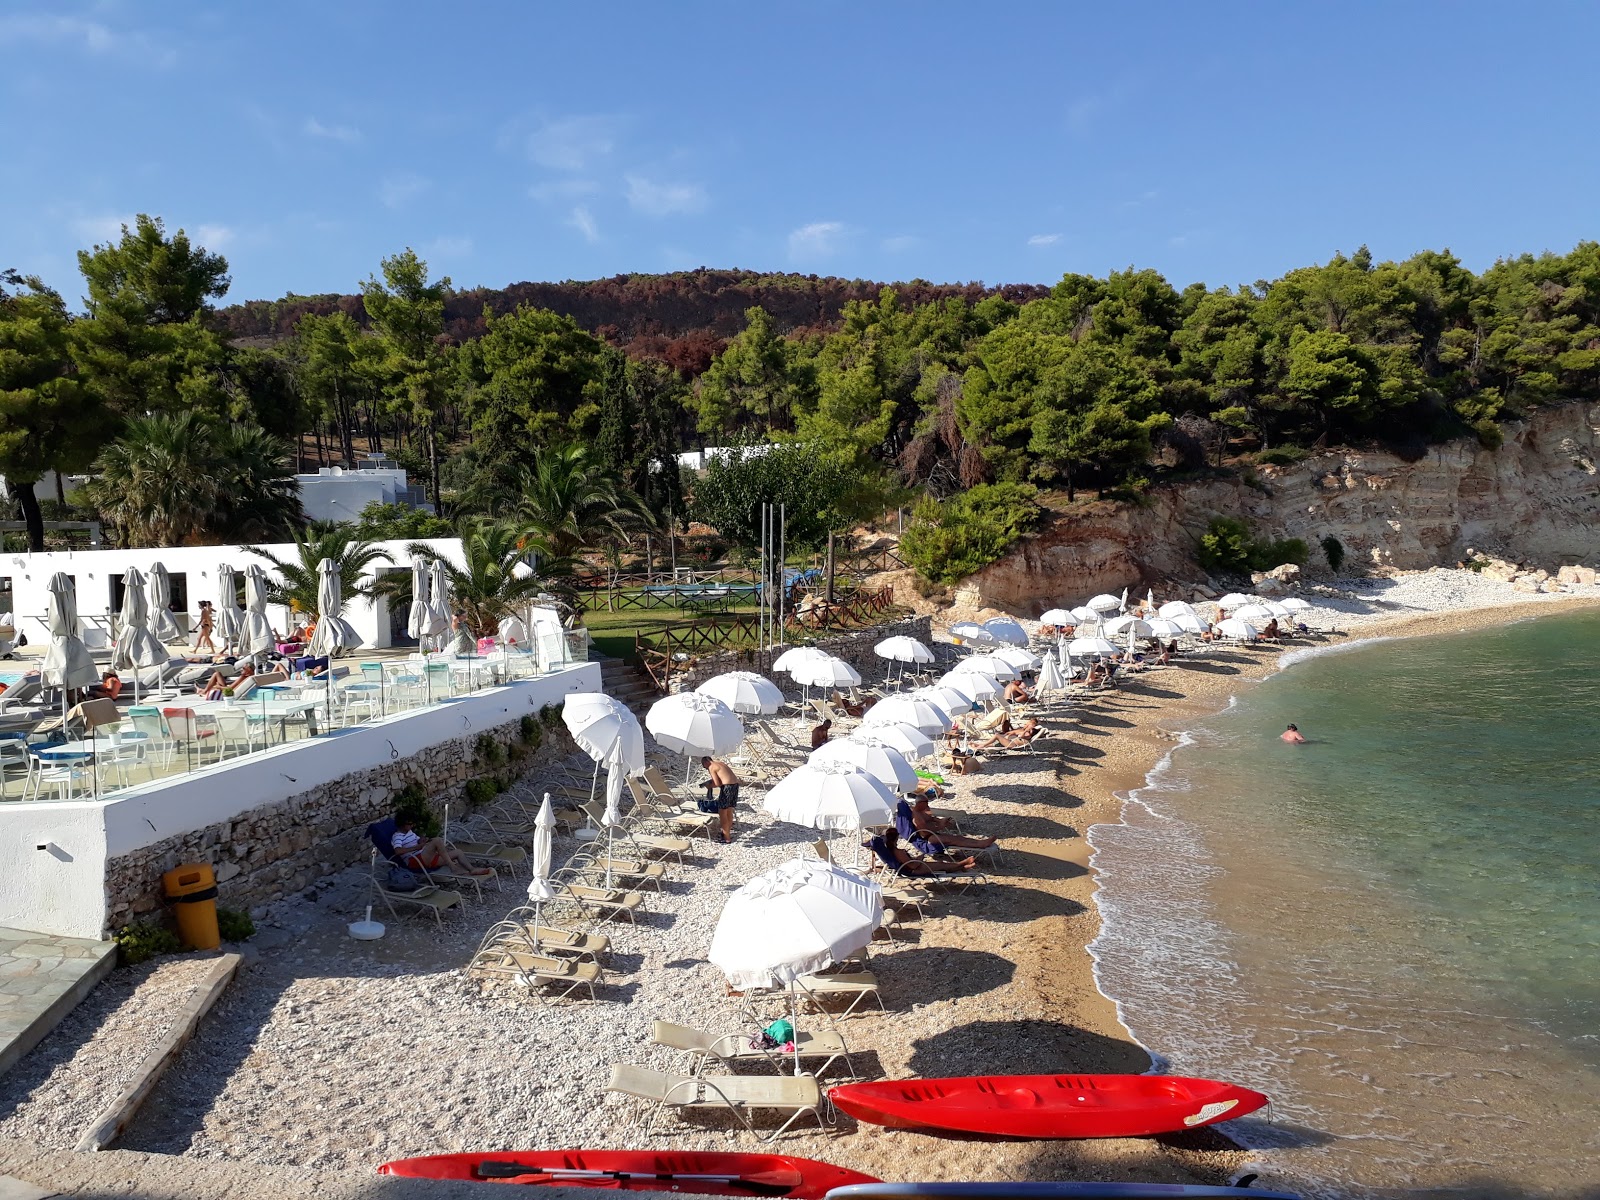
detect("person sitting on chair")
[871,827,976,874]
[903,795,997,852]
[87,670,122,700]
[971,713,1041,750]
[1003,678,1033,704]
[391,816,492,876]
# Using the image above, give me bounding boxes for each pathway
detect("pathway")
[0,928,116,1079]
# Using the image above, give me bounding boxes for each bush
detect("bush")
[1321,535,1346,573]
[539,704,562,730]
[1255,446,1308,467]
[1198,517,1310,576]
[391,781,439,838]
[114,921,182,965]
[217,907,256,943]
[518,714,542,749]
[464,777,501,806]
[475,733,507,768]
[901,482,1042,586]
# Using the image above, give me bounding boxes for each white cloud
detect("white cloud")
[304,116,360,143]
[881,235,919,253]
[624,174,707,217]
[1027,233,1061,247]
[522,115,622,172]
[788,221,845,260]
[568,206,600,243]
[195,223,233,249]
[379,173,429,209]
[0,13,175,66]
[70,214,136,245]
[529,178,601,203]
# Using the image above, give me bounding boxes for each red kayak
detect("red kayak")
[377,1149,879,1196]
[828,1074,1267,1139]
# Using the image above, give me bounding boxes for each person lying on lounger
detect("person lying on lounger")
[970,713,1040,750]
[905,795,997,851]
[871,828,976,874]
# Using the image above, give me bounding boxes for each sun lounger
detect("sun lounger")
[467,946,603,1003]
[606,1063,826,1142]
[651,1019,857,1081]
[366,818,497,902]
[792,970,885,1017]
[553,878,645,925]
[627,777,716,838]
[568,847,668,890]
[367,851,464,928]
[474,914,610,962]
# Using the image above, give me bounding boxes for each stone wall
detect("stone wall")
[103,711,575,928]
[668,614,935,694]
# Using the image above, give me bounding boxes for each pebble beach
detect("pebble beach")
[3,567,1597,1188]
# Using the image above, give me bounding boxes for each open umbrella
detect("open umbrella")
[709,858,882,1073]
[948,621,999,646]
[1217,593,1256,611]
[920,683,976,717]
[960,653,1019,682]
[697,671,784,716]
[810,738,918,793]
[1068,636,1117,657]
[215,565,243,653]
[1232,604,1275,624]
[1158,600,1197,619]
[1039,608,1076,627]
[562,692,646,803]
[772,645,832,674]
[645,691,744,782]
[1172,611,1209,635]
[874,635,934,684]
[853,723,934,761]
[1217,617,1259,641]
[980,617,1029,647]
[41,572,99,720]
[1279,597,1312,613]
[1104,615,1153,639]
[1037,653,1066,693]
[789,655,861,691]
[146,562,183,644]
[1086,593,1121,614]
[940,667,1001,703]
[308,558,361,657]
[1071,605,1101,624]
[524,793,557,928]
[113,567,166,702]
[239,565,276,660]
[763,760,897,833]
[862,694,951,737]
[994,646,1042,672]
[1147,618,1185,640]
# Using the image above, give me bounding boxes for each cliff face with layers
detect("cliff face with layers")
[939,402,1600,613]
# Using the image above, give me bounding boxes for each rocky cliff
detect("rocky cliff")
[909,402,1600,614]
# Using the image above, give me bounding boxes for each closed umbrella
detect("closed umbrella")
[427,560,452,651]
[146,562,183,644]
[562,692,646,803]
[1217,617,1259,642]
[994,646,1042,672]
[42,572,99,721]
[308,558,361,657]
[524,793,557,929]
[1145,589,1156,614]
[215,565,243,652]
[1039,608,1076,627]
[709,858,882,1073]
[862,694,951,737]
[854,723,934,761]
[600,749,627,887]
[697,671,784,715]
[239,565,276,660]
[1037,652,1066,693]
[113,567,166,701]
[980,617,1029,647]
[645,691,744,782]
[1119,587,1129,613]
[763,760,897,833]
[810,738,918,793]
[1057,637,1073,680]
[406,560,431,644]
[960,653,1019,682]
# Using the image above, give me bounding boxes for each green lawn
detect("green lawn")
[580,602,762,661]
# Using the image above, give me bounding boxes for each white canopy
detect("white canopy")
[980,617,1029,647]
[1231,604,1276,624]
[939,667,1000,702]
[948,621,999,645]
[1068,636,1117,656]
[41,572,98,691]
[762,761,897,833]
[919,683,976,716]
[994,646,1042,672]
[1217,593,1256,610]
[1070,605,1101,623]
[1086,593,1123,613]
[959,653,1019,682]
[1146,618,1185,640]
[873,635,934,664]
[562,692,646,773]
[772,645,833,673]
[1104,616,1153,638]
[789,655,862,689]
[1038,608,1076,626]
[645,691,744,757]
[697,670,784,715]
[1157,600,1197,619]
[308,558,361,656]
[1279,597,1312,613]
[810,738,918,792]
[862,694,952,737]
[708,857,882,991]
[1172,612,1209,635]
[852,724,934,761]
[1217,617,1259,641]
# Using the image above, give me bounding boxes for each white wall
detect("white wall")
[295,471,402,524]
[4,537,464,650]
[0,662,600,939]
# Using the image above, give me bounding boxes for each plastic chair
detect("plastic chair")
[129,706,176,763]
[213,708,259,758]
[162,707,221,767]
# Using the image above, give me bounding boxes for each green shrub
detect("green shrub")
[217,907,256,943]
[114,921,182,965]
[475,733,507,767]
[464,777,501,806]
[1256,446,1308,467]
[1321,535,1346,573]
[1198,517,1309,576]
[539,704,562,730]
[1255,537,1309,570]
[518,714,542,748]
[391,781,440,838]
[901,482,1043,586]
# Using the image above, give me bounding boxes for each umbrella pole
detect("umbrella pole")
[588,757,600,808]
[789,983,803,1076]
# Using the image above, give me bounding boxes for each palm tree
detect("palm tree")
[513,444,654,558]
[248,522,393,616]
[213,423,303,541]
[407,518,574,637]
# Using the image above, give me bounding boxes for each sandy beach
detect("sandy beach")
[4,569,1598,1189]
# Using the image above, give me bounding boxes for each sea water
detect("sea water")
[1089,610,1600,1198]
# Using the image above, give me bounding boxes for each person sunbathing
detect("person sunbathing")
[906,796,997,851]
[1003,678,1033,704]
[872,827,975,874]
[391,816,492,876]
[971,713,1041,750]
[1262,618,1282,640]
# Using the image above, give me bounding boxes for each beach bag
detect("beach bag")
[763,1018,795,1045]
[387,865,422,892]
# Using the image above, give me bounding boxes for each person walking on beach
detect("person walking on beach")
[699,756,741,843]
[193,601,216,654]
[1281,723,1306,744]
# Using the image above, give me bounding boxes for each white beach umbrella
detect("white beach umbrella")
[1146,618,1185,640]
[1279,597,1312,613]
[772,645,832,674]
[980,617,1029,647]
[810,738,918,793]
[862,694,951,737]
[1231,604,1275,624]
[960,653,1019,682]
[41,572,98,708]
[146,562,183,644]
[1070,605,1101,624]
[1037,653,1066,693]
[874,635,934,664]
[1057,638,1073,679]
[1086,594,1123,613]
[1039,608,1076,627]
[854,723,935,761]
[1145,589,1156,613]
[1158,600,1197,619]
[215,565,243,650]
[645,692,744,759]
[1217,593,1256,611]
[1172,612,1209,635]
[1217,617,1259,642]
[763,760,897,833]
[1104,615,1154,639]
[1069,636,1118,657]
[562,692,646,775]
[1119,587,1129,612]
[697,670,784,715]
[920,683,977,717]
[709,857,883,1072]
[427,559,452,648]
[308,558,361,657]
[940,667,1001,703]
[789,655,861,690]
[948,621,1000,646]
[498,615,528,645]
[239,565,276,659]
[1263,601,1293,620]
[994,646,1043,673]
[406,560,431,643]
[112,567,167,686]
[525,793,557,909]
[600,749,627,887]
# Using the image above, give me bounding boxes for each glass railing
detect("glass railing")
[0,640,586,804]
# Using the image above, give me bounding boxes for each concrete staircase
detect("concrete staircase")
[595,656,660,711]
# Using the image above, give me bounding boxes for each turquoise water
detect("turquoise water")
[1090,611,1600,1197]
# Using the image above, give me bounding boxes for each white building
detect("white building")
[293,454,432,523]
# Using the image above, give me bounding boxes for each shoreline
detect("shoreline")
[1061,590,1600,1163]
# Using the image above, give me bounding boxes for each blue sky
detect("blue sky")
[4,1,1597,307]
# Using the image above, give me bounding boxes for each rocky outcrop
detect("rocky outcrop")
[939,402,1600,614]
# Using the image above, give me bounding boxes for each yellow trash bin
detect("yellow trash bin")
[162,863,221,951]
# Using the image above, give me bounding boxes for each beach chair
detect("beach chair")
[641,765,699,810]
[627,777,716,839]
[446,831,529,878]
[791,970,885,1017]
[473,912,610,962]
[567,845,668,891]
[895,799,999,869]
[812,839,926,920]
[551,873,645,925]
[606,1064,826,1143]
[367,818,496,902]
[868,834,987,890]
[367,850,464,928]
[466,945,603,1003]
[651,1019,857,1081]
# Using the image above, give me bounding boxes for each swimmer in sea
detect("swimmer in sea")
[1281,722,1307,744]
